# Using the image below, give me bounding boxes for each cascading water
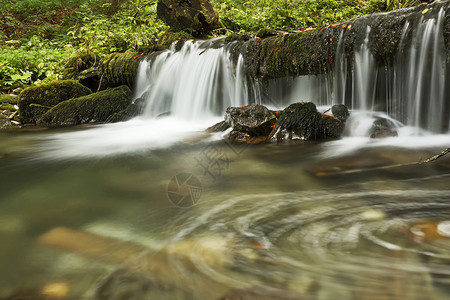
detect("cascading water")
[394,8,448,133]
[39,5,450,159]
[275,6,450,136]
[135,38,250,120]
[4,5,450,300]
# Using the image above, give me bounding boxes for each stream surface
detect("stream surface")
[1,124,450,299]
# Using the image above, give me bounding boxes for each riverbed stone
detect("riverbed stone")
[369,117,398,138]
[206,120,230,133]
[38,86,132,126]
[18,80,92,124]
[331,104,350,121]
[225,104,276,137]
[270,102,346,140]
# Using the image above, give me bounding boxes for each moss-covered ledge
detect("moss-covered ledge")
[38,86,133,126]
[18,80,92,124]
[227,0,450,80]
[99,52,145,89]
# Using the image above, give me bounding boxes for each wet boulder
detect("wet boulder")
[106,97,146,123]
[18,80,92,124]
[157,0,220,37]
[320,115,346,138]
[206,120,231,133]
[331,104,350,121]
[38,86,132,126]
[270,102,346,140]
[369,117,399,138]
[225,103,276,140]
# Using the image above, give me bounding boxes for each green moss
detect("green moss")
[64,51,100,79]
[38,85,133,126]
[106,97,145,123]
[0,103,16,111]
[256,26,337,78]
[156,31,194,50]
[99,52,143,88]
[18,80,92,123]
[0,94,18,105]
[369,14,408,66]
[0,114,7,120]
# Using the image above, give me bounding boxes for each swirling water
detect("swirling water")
[1,130,450,299]
[1,4,450,299]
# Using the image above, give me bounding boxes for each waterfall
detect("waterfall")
[394,8,448,133]
[40,6,450,159]
[135,38,249,120]
[264,7,449,135]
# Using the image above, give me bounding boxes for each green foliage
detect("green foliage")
[0,94,18,105]
[0,36,75,92]
[385,0,421,10]
[212,0,419,33]
[212,0,392,32]
[0,0,85,12]
[0,0,419,92]
[68,1,167,54]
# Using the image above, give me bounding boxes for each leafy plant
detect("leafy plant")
[385,0,421,10]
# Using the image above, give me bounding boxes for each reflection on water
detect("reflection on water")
[0,128,450,299]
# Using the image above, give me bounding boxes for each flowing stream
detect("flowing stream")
[1,6,450,300]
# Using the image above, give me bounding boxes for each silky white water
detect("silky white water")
[39,39,249,159]
[3,5,450,300]
[37,7,450,159]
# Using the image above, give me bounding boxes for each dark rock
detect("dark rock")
[320,115,346,138]
[18,80,92,124]
[369,117,398,138]
[331,104,350,121]
[272,102,323,140]
[225,104,276,137]
[106,97,146,123]
[271,102,345,140]
[76,67,111,92]
[156,0,220,37]
[38,86,133,126]
[256,28,279,39]
[206,120,230,133]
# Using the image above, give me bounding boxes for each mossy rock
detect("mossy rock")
[156,31,194,50]
[106,97,146,123]
[38,86,133,126]
[64,51,100,80]
[270,102,346,140]
[0,103,15,112]
[99,53,144,89]
[225,104,276,137]
[274,102,323,140]
[18,80,92,124]
[0,94,18,105]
